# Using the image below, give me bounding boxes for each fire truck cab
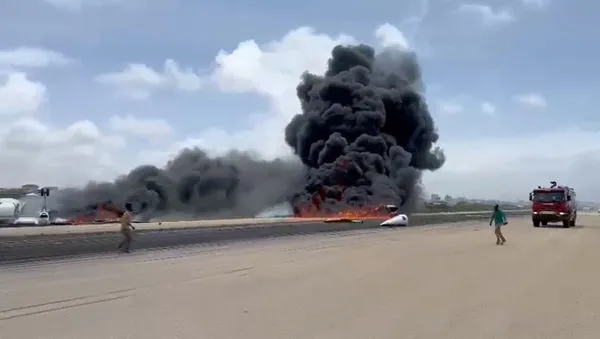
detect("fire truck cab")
[529,181,577,228]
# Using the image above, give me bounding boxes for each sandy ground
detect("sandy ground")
[1,215,599,339]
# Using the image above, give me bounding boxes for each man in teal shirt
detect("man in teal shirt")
[489,204,507,245]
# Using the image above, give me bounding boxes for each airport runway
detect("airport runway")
[0,210,529,263]
[0,220,365,263]
[1,215,599,339]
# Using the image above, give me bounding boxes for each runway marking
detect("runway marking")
[0,288,136,314]
[0,289,134,321]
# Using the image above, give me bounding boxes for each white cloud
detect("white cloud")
[515,92,547,108]
[0,115,126,187]
[0,67,127,187]
[458,4,515,26]
[6,121,124,186]
[109,114,173,140]
[481,101,496,115]
[43,0,125,11]
[0,72,47,115]
[211,27,356,96]
[0,48,68,116]
[95,59,204,100]
[143,25,411,164]
[519,0,549,10]
[186,23,420,162]
[195,26,357,159]
[43,0,81,10]
[375,23,411,50]
[439,102,464,115]
[423,127,600,201]
[0,47,72,69]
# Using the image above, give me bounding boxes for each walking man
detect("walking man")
[118,202,136,253]
[489,204,507,245]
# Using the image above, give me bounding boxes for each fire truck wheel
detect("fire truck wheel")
[541,221,548,226]
[569,218,576,227]
[533,220,540,227]
[562,220,570,228]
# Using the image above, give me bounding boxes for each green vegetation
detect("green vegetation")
[0,188,29,199]
[418,201,524,213]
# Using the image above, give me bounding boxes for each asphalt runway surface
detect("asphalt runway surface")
[2,215,600,339]
[0,220,369,263]
[0,211,528,263]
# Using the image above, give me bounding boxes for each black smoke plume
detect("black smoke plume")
[52,43,444,221]
[285,44,445,214]
[54,149,303,220]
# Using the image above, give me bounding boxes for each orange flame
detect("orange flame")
[294,187,393,221]
[291,159,394,220]
[70,204,122,225]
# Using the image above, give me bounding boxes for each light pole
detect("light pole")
[39,187,50,211]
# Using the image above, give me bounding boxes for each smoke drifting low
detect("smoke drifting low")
[285,44,445,214]
[55,42,444,220]
[55,149,303,220]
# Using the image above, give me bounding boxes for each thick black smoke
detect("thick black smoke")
[54,43,443,220]
[285,44,445,214]
[55,149,303,220]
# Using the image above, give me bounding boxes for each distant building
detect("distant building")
[21,184,39,193]
[38,186,59,193]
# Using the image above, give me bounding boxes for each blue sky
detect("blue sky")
[0,0,599,201]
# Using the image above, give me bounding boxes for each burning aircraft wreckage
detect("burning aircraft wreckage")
[11,43,444,227]
[284,44,445,224]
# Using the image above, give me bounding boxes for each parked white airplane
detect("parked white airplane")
[0,198,21,225]
[12,192,69,226]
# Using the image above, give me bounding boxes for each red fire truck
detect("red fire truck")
[529,181,577,228]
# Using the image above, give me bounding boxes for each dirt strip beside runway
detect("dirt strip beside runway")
[1,215,598,339]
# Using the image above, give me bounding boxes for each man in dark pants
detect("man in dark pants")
[118,202,136,253]
[489,204,507,245]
